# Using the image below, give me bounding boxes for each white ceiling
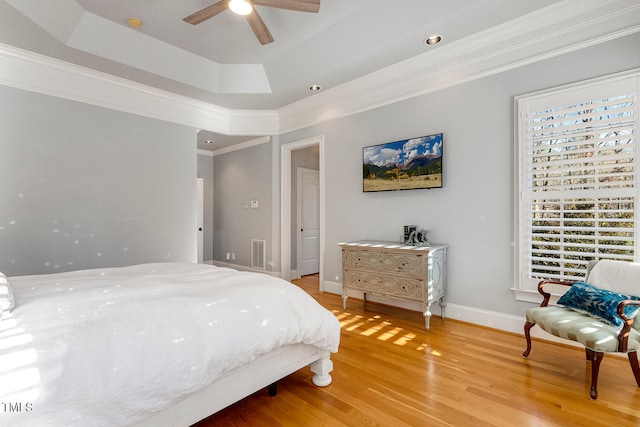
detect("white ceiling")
[1,0,564,110]
[1,0,638,151]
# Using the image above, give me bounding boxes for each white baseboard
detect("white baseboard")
[322,280,578,345]
[322,280,342,294]
[198,275,581,349]
[212,261,281,277]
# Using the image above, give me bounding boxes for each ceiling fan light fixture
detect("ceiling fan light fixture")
[229,0,253,15]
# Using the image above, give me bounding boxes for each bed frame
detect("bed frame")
[133,343,334,427]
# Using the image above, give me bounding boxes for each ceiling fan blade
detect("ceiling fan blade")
[246,9,274,45]
[183,1,229,25]
[252,0,320,13]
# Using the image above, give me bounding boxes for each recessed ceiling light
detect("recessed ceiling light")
[309,85,321,91]
[424,34,442,45]
[205,139,214,144]
[128,17,143,29]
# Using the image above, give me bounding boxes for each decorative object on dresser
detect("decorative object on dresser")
[403,225,417,243]
[339,241,448,329]
[406,228,430,246]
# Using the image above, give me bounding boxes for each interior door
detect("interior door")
[298,168,319,276]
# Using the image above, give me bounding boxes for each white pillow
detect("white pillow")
[0,272,16,313]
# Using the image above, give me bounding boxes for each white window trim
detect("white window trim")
[513,68,640,302]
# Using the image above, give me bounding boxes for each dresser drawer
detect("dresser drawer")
[343,270,423,301]
[343,249,424,276]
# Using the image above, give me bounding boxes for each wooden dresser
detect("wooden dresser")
[339,241,448,330]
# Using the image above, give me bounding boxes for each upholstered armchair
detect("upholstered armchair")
[523,259,640,399]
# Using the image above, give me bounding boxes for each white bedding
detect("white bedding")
[0,263,340,426]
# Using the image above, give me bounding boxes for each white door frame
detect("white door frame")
[280,135,325,290]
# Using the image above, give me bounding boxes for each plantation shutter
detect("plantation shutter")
[517,75,639,291]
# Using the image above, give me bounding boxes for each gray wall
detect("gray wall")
[213,141,273,270]
[197,153,214,263]
[0,85,197,276]
[3,26,633,326]
[276,32,640,316]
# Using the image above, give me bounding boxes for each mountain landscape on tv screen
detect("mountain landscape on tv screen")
[362,133,443,192]
[363,154,441,180]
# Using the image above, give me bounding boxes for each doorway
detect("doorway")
[197,177,204,263]
[280,136,324,290]
[297,167,320,276]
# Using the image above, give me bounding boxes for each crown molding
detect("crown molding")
[0,0,638,139]
[277,0,640,133]
[5,0,272,95]
[197,149,214,157]
[0,42,279,136]
[211,136,272,156]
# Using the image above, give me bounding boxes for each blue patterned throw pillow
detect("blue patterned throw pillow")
[557,282,640,326]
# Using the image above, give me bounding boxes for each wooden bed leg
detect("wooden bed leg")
[523,321,535,357]
[310,357,333,387]
[268,382,277,397]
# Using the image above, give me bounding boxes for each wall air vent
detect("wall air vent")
[252,239,266,270]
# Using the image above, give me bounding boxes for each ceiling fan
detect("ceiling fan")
[184,0,320,45]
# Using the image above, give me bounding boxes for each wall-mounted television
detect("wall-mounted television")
[363,133,443,192]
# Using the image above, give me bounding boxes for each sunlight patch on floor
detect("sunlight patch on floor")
[377,327,402,341]
[333,311,430,349]
[394,332,416,346]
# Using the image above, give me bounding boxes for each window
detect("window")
[514,70,639,300]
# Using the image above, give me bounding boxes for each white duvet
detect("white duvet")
[0,263,340,426]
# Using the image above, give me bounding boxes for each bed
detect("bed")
[0,262,340,426]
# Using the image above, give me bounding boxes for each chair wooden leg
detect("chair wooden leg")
[628,351,640,387]
[523,321,535,357]
[586,349,603,400]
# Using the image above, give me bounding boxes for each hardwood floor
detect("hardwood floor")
[194,274,640,426]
